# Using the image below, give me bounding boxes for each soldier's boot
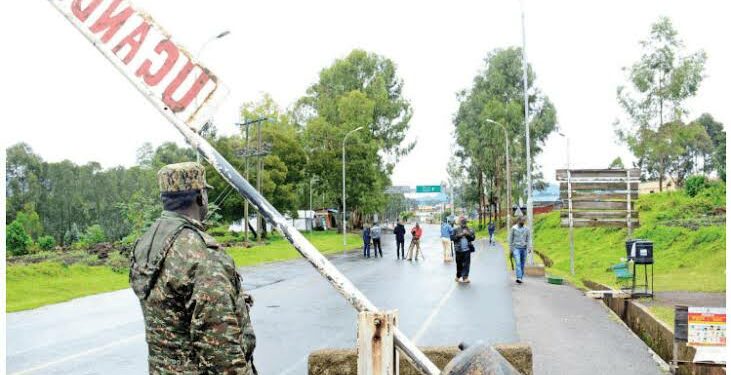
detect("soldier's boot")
[440,342,522,375]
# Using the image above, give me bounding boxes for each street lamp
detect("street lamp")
[195,30,231,163]
[342,126,364,254]
[486,119,512,237]
[519,1,534,264]
[558,132,574,275]
[197,30,231,57]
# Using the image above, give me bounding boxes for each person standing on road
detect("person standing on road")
[394,219,406,259]
[362,224,371,258]
[440,218,453,262]
[451,216,476,283]
[509,216,531,284]
[407,223,424,261]
[488,221,496,246]
[371,221,383,257]
[130,162,257,374]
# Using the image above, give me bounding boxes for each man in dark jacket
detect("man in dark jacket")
[394,219,406,259]
[451,216,476,283]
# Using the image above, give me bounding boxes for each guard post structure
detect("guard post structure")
[358,310,399,375]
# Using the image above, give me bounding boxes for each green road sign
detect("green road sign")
[416,185,441,193]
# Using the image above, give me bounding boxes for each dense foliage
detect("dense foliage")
[616,17,723,188]
[452,47,557,226]
[297,50,414,228]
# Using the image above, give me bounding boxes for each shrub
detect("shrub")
[107,251,130,273]
[208,226,228,237]
[7,221,32,256]
[684,175,708,197]
[64,223,81,246]
[38,235,56,251]
[82,224,107,246]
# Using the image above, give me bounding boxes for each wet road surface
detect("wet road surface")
[7,224,517,374]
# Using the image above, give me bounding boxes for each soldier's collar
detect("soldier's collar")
[161,211,205,231]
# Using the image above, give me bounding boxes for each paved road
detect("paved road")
[511,276,666,375]
[7,224,517,374]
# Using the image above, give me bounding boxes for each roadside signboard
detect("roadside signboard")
[416,185,441,193]
[385,185,411,194]
[688,307,726,347]
[48,0,229,131]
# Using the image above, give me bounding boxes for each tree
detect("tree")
[6,143,44,224]
[7,220,32,256]
[297,50,413,229]
[453,47,557,226]
[667,121,712,187]
[616,17,707,191]
[695,113,726,181]
[609,157,625,169]
[14,203,43,240]
[151,142,196,168]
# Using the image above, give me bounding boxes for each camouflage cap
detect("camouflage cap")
[157,162,211,193]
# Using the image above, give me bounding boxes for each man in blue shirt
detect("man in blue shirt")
[440,218,453,262]
[509,216,531,283]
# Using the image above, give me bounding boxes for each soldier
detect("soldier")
[130,162,257,374]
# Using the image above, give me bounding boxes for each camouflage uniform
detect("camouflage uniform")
[130,163,256,374]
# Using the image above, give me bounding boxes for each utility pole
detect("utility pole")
[521,5,534,265]
[236,117,268,246]
[342,126,364,254]
[257,119,263,241]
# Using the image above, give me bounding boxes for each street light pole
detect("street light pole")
[520,4,535,264]
[342,126,364,254]
[486,119,511,238]
[195,30,230,163]
[559,132,574,275]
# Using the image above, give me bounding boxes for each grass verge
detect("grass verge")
[225,230,362,266]
[6,263,129,312]
[531,185,725,293]
[7,230,362,312]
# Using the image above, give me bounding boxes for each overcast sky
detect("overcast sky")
[2,0,729,188]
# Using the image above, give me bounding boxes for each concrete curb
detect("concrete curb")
[308,344,533,375]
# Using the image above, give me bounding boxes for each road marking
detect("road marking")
[411,245,482,345]
[10,333,144,375]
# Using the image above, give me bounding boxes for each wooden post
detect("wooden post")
[626,169,633,238]
[358,310,398,375]
[567,170,575,275]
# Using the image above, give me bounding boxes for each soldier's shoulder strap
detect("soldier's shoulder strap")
[130,218,201,300]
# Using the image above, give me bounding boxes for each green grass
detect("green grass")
[225,230,362,266]
[6,229,361,312]
[648,305,675,328]
[6,262,129,312]
[531,185,725,293]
